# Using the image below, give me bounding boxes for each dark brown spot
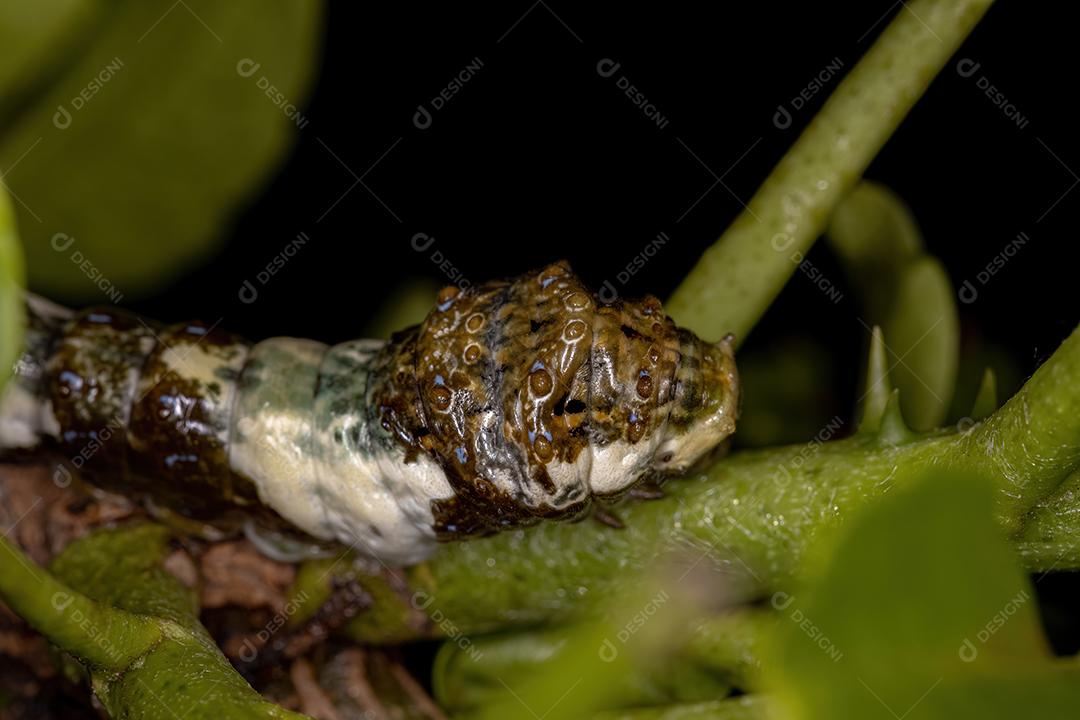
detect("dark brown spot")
[430,385,452,411]
[636,372,653,398]
[534,435,553,461]
[529,369,552,396]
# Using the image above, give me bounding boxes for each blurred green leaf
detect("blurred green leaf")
[434,617,741,715]
[445,570,726,720]
[363,277,441,339]
[0,187,24,392]
[828,182,959,431]
[0,0,323,300]
[593,696,769,720]
[0,0,104,126]
[771,469,1080,719]
[828,181,922,296]
[886,256,959,429]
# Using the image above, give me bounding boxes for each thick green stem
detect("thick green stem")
[0,534,162,670]
[1,524,309,719]
[666,0,993,344]
[305,326,1080,643]
[955,326,1080,528]
[1015,470,1080,569]
[0,185,25,391]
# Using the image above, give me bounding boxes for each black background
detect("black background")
[122,1,1079,652]
[135,1,1075,398]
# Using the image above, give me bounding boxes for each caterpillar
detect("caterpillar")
[0,261,739,564]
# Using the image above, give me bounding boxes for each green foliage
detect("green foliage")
[828,182,960,430]
[771,470,1080,719]
[0,0,323,300]
[0,187,24,391]
[7,2,1080,718]
[434,611,770,716]
[362,277,442,339]
[318,326,1080,645]
[0,524,309,719]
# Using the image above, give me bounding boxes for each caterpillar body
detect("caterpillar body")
[0,262,739,564]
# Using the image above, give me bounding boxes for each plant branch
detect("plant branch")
[0,523,309,719]
[0,534,162,671]
[295,325,1080,643]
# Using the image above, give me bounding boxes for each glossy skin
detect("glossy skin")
[0,263,739,564]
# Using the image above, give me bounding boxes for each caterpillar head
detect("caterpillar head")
[651,332,740,476]
[380,260,741,539]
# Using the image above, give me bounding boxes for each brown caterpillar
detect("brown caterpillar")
[0,262,739,564]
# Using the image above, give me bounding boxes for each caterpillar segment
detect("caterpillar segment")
[0,262,740,565]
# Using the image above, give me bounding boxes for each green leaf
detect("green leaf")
[771,469,1080,719]
[363,277,442,339]
[886,256,960,430]
[0,0,104,127]
[828,181,922,300]
[434,616,746,715]
[0,187,25,392]
[828,183,959,431]
[592,696,769,720]
[0,0,323,300]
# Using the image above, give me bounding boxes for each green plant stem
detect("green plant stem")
[0,185,24,391]
[0,535,162,670]
[666,0,993,345]
[0,524,309,719]
[295,325,1080,644]
[956,326,1080,528]
[1014,470,1080,569]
